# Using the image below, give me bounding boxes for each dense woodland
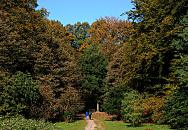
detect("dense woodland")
[0,0,188,129]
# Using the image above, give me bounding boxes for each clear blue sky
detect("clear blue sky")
[37,0,133,25]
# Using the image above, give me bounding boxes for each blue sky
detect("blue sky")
[37,0,133,25]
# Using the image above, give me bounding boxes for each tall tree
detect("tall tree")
[32,20,83,120]
[80,45,107,110]
[0,0,48,74]
[87,17,134,61]
[164,11,188,129]
[111,0,188,93]
[0,0,83,120]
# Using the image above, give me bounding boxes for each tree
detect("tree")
[170,11,188,88]
[0,0,48,74]
[0,1,82,121]
[164,11,188,130]
[87,17,134,61]
[111,0,187,94]
[164,88,188,129]
[102,84,125,117]
[32,20,82,121]
[121,90,143,126]
[60,87,84,122]
[80,45,107,110]
[0,72,41,117]
[106,0,187,123]
[66,22,90,48]
[0,0,38,11]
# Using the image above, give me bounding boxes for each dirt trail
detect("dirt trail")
[85,120,96,130]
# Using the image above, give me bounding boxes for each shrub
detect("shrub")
[140,96,165,123]
[0,72,41,117]
[63,111,75,122]
[0,116,60,130]
[121,90,143,126]
[102,86,125,117]
[121,90,166,126]
[164,88,188,129]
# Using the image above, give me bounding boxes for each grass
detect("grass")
[0,116,60,130]
[94,119,105,130]
[103,121,172,130]
[55,120,86,130]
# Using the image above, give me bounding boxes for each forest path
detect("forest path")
[85,119,97,130]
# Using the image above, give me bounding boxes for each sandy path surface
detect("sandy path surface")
[85,120,96,130]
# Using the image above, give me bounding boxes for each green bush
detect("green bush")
[0,116,60,130]
[102,86,125,117]
[63,112,75,123]
[164,88,188,129]
[0,72,41,117]
[121,90,143,126]
[139,96,165,123]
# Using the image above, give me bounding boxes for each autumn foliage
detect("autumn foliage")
[0,0,188,129]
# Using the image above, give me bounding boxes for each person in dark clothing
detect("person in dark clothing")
[89,111,92,120]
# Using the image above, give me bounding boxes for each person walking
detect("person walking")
[85,111,89,120]
[89,111,92,120]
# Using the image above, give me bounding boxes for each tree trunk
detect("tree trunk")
[97,102,99,112]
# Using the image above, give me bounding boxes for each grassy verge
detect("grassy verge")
[103,121,172,130]
[94,119,105,130]
[0,116,60,130]
[55,120,86,130]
